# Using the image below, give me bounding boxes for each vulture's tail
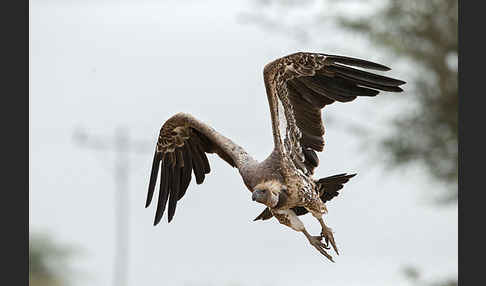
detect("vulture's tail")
[315,173,357,202]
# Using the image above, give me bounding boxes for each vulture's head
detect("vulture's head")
[252,180,287,208]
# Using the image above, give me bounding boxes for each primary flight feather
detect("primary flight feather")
[145,52,405,262]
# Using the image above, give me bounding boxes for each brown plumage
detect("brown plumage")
[145,52,405,262]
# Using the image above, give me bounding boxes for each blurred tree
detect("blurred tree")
[403,266,457,286]
[241,0,458,203]
[242,1,458,284]
[30,232,73,286]
[339,0,458,203]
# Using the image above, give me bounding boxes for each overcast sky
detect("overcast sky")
[30,1,457,285]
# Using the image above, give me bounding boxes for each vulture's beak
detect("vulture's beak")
[252,191,258,201]
[252,190,263,202]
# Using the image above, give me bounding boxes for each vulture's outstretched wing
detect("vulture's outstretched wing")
[263,52,405,175]
[146,112,252,225]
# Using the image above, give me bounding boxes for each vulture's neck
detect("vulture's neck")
[239,148,284,191]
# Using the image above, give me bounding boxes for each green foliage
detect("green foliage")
[403,266,457,286]
[30,233,73,286]
[340,0,458,202]
[243,0,458,203]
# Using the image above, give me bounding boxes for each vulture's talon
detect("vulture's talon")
[145,52,405,261]
[321,227,339,255]
[308,235,334,262]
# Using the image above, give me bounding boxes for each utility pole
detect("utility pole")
[74,126,150,286]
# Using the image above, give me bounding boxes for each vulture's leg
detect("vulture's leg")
[301,228,334,262]
[272,209,334,262]
[310,211,339,255]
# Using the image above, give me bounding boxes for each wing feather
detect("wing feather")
[325,63,406,86]
[154,166,170,225]
[168,165,181,222]
[323,54,391,71]
[193,134,211,174]
[146,113,252,225]
[186,138,206,184]
[178,144,193,201]
[298,77,357,102]
[146,150,162,207]
[263,52,405,174]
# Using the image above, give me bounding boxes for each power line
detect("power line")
[74,126,150,286]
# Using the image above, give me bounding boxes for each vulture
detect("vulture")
[145,52,405,262]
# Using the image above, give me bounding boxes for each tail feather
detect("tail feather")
[316,173,356,202]
[253,207,273,221]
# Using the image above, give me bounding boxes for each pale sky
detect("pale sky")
[29,1,457,285]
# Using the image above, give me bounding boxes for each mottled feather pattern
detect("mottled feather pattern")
[146,52,405,263]
[273,53,327,175]
[264,52,405,178]
[146,113,250,225]
[147,52,405,258]
[260,52,405,220]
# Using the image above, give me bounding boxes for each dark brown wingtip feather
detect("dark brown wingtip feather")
[187,139,205,184]
[167,165,181,223]
[154,166,170,226]
[316,76,381,97]
[302,148,319,167]
[323,54,392,71]
[301,132,325,151]
[289,79,335,108]
[334,72,405,92]
[178,144,192,201]
[146,150,162,208]
[192,134,211,174]
[328,64,406,87]
[298,77,357,103]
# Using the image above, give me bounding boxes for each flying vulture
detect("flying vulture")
[145,52,405,262]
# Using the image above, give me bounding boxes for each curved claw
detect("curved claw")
[321,228,339,255]
[309,236,334,262]
[312,235,330,250]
